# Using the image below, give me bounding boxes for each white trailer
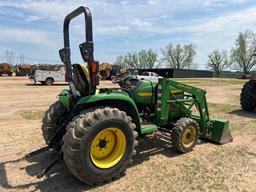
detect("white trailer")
[29,66,66,85]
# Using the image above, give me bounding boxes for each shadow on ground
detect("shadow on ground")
[0,132,206,191]
[229,109,256,119]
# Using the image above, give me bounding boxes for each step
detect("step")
[140,122,158,134]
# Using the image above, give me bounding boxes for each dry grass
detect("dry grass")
[174,78,247,86]
[21,111,44,120]
[0,77,256,192]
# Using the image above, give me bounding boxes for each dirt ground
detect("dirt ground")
[0,77,255,192]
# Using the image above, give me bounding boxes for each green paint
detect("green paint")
[167,80,210,136]
[153,78,232,143]
[155,78,171,125]
[209,119,232,144]
[59,89,71,111]
[56,77,232,144]
[132,80,155,105]
[140,124,158,134]
[76,92,137,112]
[76,92,140,119]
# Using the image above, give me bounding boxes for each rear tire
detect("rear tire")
[62,107,138,185]
[240,80,256,111]
[41,101,67,145]
[45,78,54,86]
[172,118,199,153]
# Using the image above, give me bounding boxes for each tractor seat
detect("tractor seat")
[73,63,90,96]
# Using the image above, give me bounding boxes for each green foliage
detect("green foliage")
[230,30,256,74]
[161,43,196,69]
[208,49,230,77]
[114,49,158,69]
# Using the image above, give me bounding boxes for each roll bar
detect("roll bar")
[63,6,93,48]
[59,6,97,96]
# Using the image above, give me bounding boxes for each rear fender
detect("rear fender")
[76,93,141,130]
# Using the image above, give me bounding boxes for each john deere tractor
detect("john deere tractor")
[26,6,233,184]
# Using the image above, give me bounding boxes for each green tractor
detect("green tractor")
[240,79,256,111]
[26,6,233,185]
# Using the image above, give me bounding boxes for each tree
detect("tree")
[208,49,230,77]
[124,52,140,68]
[138,49,158,68]
[230,30,256,74]
[114,49,158,69]
[161,43,196,69]
[114,56,126,68]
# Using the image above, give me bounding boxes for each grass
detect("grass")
[172,78,246,86]
[208,103,239,113]
[21,111,44,120]
[190,102,239,120]
[172,145,256,192]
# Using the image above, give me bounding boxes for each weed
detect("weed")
[21,111,44,120]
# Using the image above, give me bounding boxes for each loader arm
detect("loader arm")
[168,79,210,134]
[156,78,233,144]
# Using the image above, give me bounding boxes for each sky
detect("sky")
[0,0,256,69]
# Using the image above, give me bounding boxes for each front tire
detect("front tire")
[62,107,138,185]
[240,80,256,111]
[172,118,199,153]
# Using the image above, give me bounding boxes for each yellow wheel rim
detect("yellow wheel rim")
[90,127,126,169]
[181,125,196,148]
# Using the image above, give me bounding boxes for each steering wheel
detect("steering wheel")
[112,71,131,87]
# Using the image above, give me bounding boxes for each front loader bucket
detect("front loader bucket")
[209,119,233,144]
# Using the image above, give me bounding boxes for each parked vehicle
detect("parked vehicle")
[135,71,163,80]
[0,63,13,76]
[99,63,121,80]
[240,79,256,111]
[29,66,66,85]
[15,64,33,76]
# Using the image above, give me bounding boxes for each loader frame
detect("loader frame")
[152,78,232,143]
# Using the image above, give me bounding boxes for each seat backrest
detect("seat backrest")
[73,63,90,96]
